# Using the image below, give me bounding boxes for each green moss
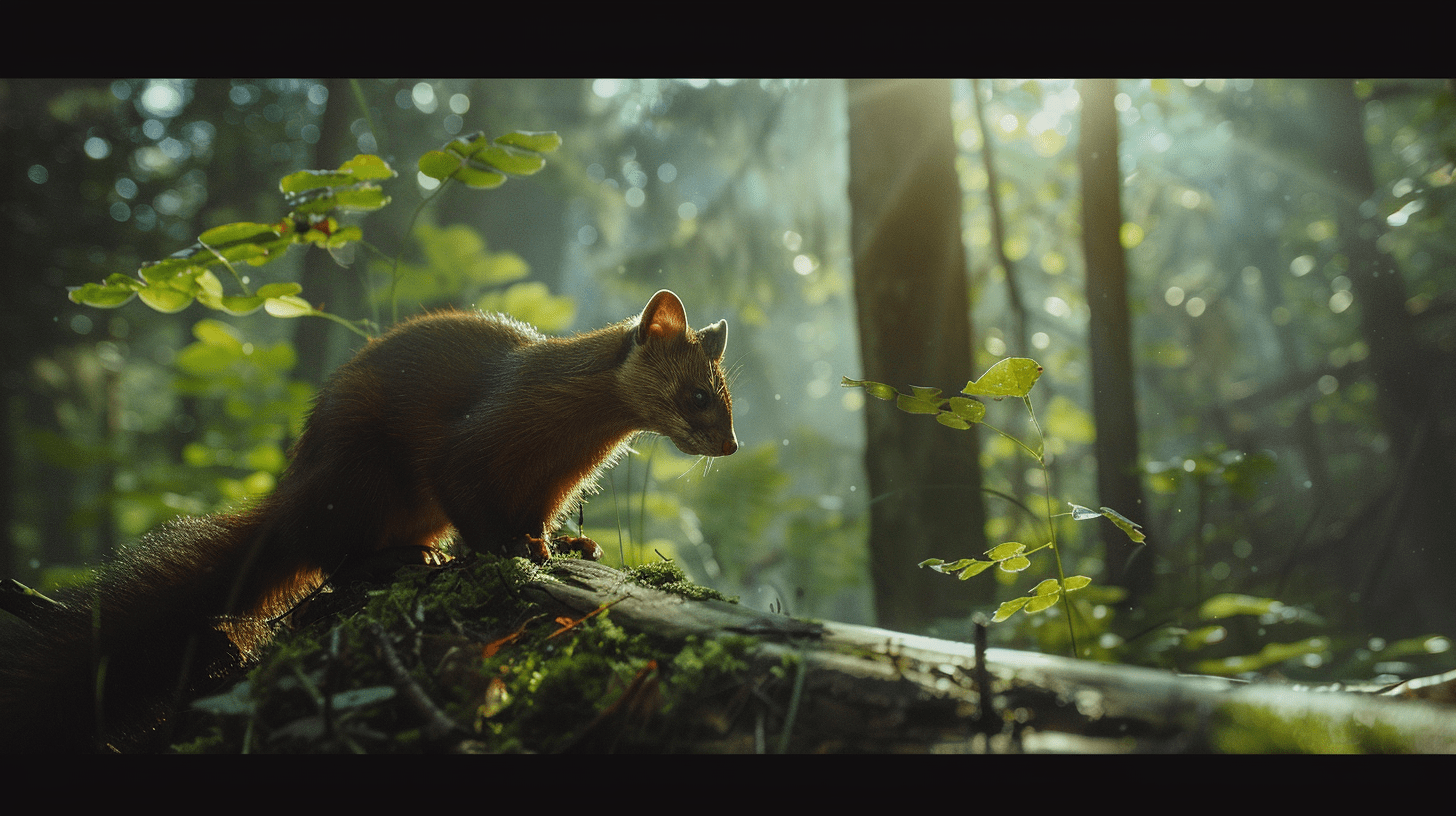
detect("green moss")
[661,635,755,711]
[362,554,539,629]
[1211,701,1415,753]
[626,560,738,603]
[178,553,787,752]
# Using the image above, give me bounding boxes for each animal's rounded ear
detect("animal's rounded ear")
[638,290,687,343]
[698,320,728,362]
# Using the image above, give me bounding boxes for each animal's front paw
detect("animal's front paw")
[550,535,604,561]
[506,534,554,563]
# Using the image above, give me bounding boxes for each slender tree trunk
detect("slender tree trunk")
[971,79,1028,356]
[294,78,365,385]
[1313,80,1456,635]
[846,79,988,631]
[1077,79,1152,600]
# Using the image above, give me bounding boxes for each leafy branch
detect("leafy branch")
[844,358,1145,658]
[68,131,561,337]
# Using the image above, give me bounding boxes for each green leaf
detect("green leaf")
[963,357,1043,398]
[1193,637,1329,675]
[68,274,143,308]
[1099,506,1146,543]
[946,397,985,424]
[182,441,213,467]
[248,342,297,374]
[279,155,396,194]
[105,272,146,289]
[896,393,943,414]
[993,597,1031,622]
[133,224,288,284]
[418,150,459,181]
[279,168,356,194]
[1032,578,1064,595]
[191,318,242,348]
[986,541,1026,561]
[324,225,363,247]
[907,386,943,401]
[216,295,265,316]
[998,556,1032,572]
[264,295,315,318]
[280,155,395,197]
[841,377,898,401]
[198,221,280,246]
[921,557,994,579]
[495,130,562,153]
[446,132,490,158]
[1200,593,1280,619]
[472,282,574,331]
[422,131,557,189]
[138,286,194,313]
[244,442,287,472]
[935,414,972,430]
[957,560,994,579]
[1182,625,1228,650]
[454,163,507,189]
[140,256,201,284]
[475,145,546,176]
[175,341,240,376]
[69,285,137,308]
[196,269,223,299]
[256,282,303,298]
[327,186,390,213]
[1063,575,1092,592]
[290,188,388,216]
[337,154,396,181]
[1068,503,1146,544]
[1026,593,1063,613]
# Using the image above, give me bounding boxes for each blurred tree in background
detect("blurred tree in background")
[4,79,1454,682]
[1078,78,1151,602]
[847,79,988,631]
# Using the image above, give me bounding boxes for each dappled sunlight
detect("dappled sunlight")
[8,80,1456,737]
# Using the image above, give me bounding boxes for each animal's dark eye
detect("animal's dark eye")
[692,389,709,409]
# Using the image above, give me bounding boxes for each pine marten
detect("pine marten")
[0,290,737,752]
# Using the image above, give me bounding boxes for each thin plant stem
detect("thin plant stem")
[389,177,453,326]
[1040,460,1079,657]
[312,309,371,340]
[198,241,251,296]
[989,401,1080,658]
[1022,394,1078,653]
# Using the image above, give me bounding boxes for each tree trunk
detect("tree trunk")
[846,79,988,631]
[1312,80,1456,636]
[293,78,366,385]
[1077,79,1153,601]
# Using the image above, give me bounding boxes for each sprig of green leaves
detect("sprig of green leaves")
[846,357,1144,655]
[68,131,562,336]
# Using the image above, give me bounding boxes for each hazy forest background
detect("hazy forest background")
[4,78,1455,685]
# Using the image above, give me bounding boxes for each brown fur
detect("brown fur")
[0,290,735,751]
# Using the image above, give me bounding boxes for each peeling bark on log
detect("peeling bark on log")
[527,560,1456,753]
